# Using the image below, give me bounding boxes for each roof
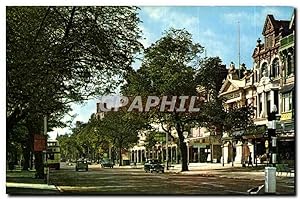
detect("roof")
[289,9,295,29]
[230,79,245,88]
[262,14,290,36]
[219,78,245,95]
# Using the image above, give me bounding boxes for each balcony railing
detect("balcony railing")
[280,34,294,49]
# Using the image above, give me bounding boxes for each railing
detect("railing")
[280,34,294,49]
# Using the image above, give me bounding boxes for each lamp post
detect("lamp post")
[267,105,278,166]
[265,105,278,194]
[231,140,234,167]
[222,142,224,167]
[43,116,49,183]
[166,131,169,170]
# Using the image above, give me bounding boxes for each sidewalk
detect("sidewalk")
[165,163,295,180]
[6,170,60,195]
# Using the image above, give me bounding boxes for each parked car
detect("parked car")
[75,159,88,171]
[101,159,114,168]
[144,159,164,173]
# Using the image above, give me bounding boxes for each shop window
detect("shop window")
[47,153,55,160]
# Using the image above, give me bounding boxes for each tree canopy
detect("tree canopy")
[122,28,204,171]
[7,6,143,130]
[7,6,143,177]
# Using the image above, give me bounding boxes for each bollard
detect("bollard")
[265,167,276,194]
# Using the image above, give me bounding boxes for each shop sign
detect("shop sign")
[34,134,46,152]
[192,144,206,148]
[280,111,292,121]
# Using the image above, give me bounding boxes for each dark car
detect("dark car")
[75,159,88,171]
[101,159,114,168]
[144,159,164,173]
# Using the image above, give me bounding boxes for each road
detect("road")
[48,163,295,195]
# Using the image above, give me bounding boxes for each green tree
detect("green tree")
[7,6,143,177]
[122,28,204,171]
[196,57,255,165]
[99,111,149,165]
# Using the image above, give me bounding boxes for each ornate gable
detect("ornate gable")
[262,15,275,36]
[219,79,238,95]
[227,84,238,92]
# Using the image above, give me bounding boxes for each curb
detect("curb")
[6,182,59,191]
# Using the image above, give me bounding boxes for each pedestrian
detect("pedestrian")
[248,152,253,167]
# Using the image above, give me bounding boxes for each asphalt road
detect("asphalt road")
[48,163,295,195]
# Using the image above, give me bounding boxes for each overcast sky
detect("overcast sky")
[48,6,294,139]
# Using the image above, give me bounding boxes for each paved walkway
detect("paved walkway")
[6,182,57,190]
[6,170,59,194]
[117,162,294,180]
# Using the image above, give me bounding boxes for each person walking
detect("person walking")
[248,152,254,167]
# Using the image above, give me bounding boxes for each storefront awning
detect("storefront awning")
[242,134,264,139]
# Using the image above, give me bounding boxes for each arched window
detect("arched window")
[287,53,293,76]
[271,58,279,78]
[260,62,268,78]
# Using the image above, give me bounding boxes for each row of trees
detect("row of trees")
[7,6,144,178]
[58,111,150,165]
[7,6,255,176]
[59,29,255,172]
[120,29,255,171]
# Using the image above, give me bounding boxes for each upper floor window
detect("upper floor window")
[254,70,258,83]
[287,52,294,76]
[258,93,262,116]
[265,35,273,49]
[271,58,279,78]
[282,91,293,112]
[260,62,268,79]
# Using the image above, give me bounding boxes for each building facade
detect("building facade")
[219,12,295,166]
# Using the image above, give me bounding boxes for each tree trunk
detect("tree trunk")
[176,123,188,171]
[22,146,30,170]
[119,146,123,166]
[27,125,45,179]
[34,151,44,179]
[22,134,33,170]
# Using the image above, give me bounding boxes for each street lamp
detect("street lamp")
[166,131,169,170]
[267,105,278,166]
[221,142,225,167]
